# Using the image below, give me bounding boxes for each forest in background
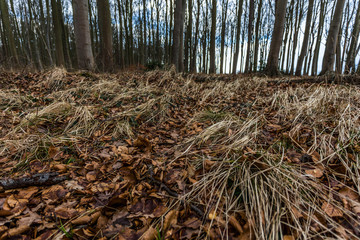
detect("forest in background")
[0,0,360,75]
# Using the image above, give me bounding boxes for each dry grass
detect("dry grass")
[179,82,360,239]
[1,69,359,239]
[0,89,31,110]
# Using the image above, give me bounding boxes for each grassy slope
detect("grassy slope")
[0,68,359,239]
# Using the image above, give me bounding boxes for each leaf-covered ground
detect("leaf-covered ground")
[0,68,360,240]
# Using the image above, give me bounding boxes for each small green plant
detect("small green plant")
[58,219,73,239]
[156,227,163,240]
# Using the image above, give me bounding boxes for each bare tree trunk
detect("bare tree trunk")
[296,0,314,75]
[51,0,65,66]
[345,0,360,73]
[320,0,345,75]
[266,0,288,76]
[311,0,326,75]
[0,0,18,64]
[172,0,186,72]
[245,0,254,73]
[73,0,94,70]
[190,0,200,72]
[143,0,147,64]
[232,0,244,74]
[97,0,113,71]
[253,0,263,72]
[219,0,228,73]
[178,0,186,72]
[184,0,192,72]
[209,0,216,73]
[336,25,342,74]
[289,0,302,75]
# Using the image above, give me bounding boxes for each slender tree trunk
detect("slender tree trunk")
[219,0,228,73]
[73,0,94,70]
[209,0,216,73]
[0,0,18,64]
[97,0,113,71]
[143,0,147,64]
[190,0,200,72]
[253,0,263,72]
[266,0,288,75]
[184,0,192,72]
[312,0,326,75]
[172,0,185,72]
[58,1,72,68]
[51,0,65,66]
[245,0,254,73]
[336,25,342,74]
[320,0,345,75]
[296,0,314,75]
[232,0,244,74]
[178,0,186,72]
[345,0,360,73]
[289,0,302,75]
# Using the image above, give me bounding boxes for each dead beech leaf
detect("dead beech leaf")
[0,210,12,217]
[0,225,30,239]
[48,146,61,160]
[53,164,67,172]
[339,187,359,201]
[42,185,68,202]
[163,210,178,232]
[183,217,202,229]
[133,136,152,152]
[65,180,84,191]
[229,215,243,234]
[322,202,343,217]
[305,168,323,178]
[266,124,282,132]
[86,171,97,181]
[291,206,303,219]
[141,226,157,240]
[17,186,38,199]
[71,215,91,225]
[55,207,78,219]
[18,211,42,226]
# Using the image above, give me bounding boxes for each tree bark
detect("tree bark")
[219,0,229,74]
[296,0,314,76]
[320,0,345,75]
[190,0,200,73]
[172,0,186,72]
[209,0,216,73]
[73,0,95,70]
[0,0,18,64]
[345,0,360,74]
[245,0,255,73]
[184,0,193,72]
[97,0,113,71]
[253,0,263,72]
[232,0,244,74]
[51,0,65,66]
[266,0,288,76]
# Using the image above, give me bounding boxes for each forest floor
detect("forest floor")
[0,68,360,240]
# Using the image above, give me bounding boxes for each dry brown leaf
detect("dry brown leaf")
[0,210,12,217]
[17,186,38,199]
[163,210,178,232]
[305,168,323,178]
[71,215,91,225]
[229,215,243,234]
[322,202,343,217]
[140,226,157,240]
[0,225,30,240]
